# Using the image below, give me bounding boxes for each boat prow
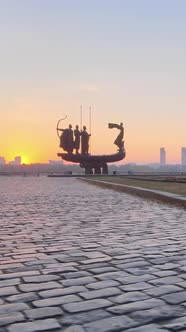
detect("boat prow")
[57,147,126,164]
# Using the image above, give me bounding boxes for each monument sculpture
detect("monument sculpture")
[57,118,126,174]
[74,125,81,154]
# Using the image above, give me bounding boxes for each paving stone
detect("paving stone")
[78,263,112,270]
[43,266,78,274]
[108,298,165,314]
[7,318,61,332]
[45,262,78,268]
[39,286,87,298]
[115,274,153,284]
[8,249,38,255]
[116,260,150,269]
[80,257,112,265]
[68,250,86,257]
[151,270,178,277]
[0,286,19,296]
[24,306,63,319]
[144,254,165,260]
[176,259,186,266]
[94,271,130,280]
[177,280,186,288]
[130,304,185,324]
[84,315,137,332]
[162,291,186,304]
[0,279,20,287]
[22,274,60,282]
[63,326,85,332]
[120,282,152,291]
[58,256,86,262]
[83,251,108,259]
[177,266,186,272]
[112,254,141,260]
[63,298,112,313]
[33,294,81,307]
[62,309,112,326]
[149,276,184,286]
[41,248,69,254]
[0,270,40,280]
[7,265,43,273]
[111,291,149,304]
[88,266,118,274]
[0,312,25,326]
[0,303,29,315]
[19,281,61,292]
[82,244,101,249]
[126,323,168,331]
[80,287,121,300]
[144,285,183,297]
[7,292,39,303]
[12,254,47,260]
[150,258,174,265]
[63,271,91,279]
[25,259,57,266]
[62,276,96,287]
[164,316,186,331]
[0,263,24,270]
[87,280,120,290]
[123,267,158,276]
[2,257,40,264]
[154,263,180,270]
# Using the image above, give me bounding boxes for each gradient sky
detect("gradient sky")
[0,0,186,164]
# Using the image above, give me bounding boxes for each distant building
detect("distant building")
[181,147,186,165]
[49,160,63,165]
[0,156,6,165]
[160,147,166,165]
[15,156,21,165]
[9,156,21,165]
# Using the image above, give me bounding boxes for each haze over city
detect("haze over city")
[1,0,186,165]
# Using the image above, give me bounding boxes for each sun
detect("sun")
[21,155,30,165]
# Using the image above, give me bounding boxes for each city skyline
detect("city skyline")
[1,1,186,164]
[1,145,186,166]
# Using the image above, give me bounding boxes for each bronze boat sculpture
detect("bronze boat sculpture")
[57,121,126,174]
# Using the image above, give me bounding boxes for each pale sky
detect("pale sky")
[0,0,186,164]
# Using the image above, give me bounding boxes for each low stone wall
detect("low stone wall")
[79,178,186,209]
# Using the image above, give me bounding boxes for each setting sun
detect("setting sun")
[21,155,30,165]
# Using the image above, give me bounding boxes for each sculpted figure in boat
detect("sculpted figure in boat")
[108,122,124,150]
[58,124,74,154]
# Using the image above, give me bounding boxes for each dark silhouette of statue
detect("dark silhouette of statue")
[108,122,124,150]
[59,124,74,153]
[57,121,126,175]
[81,126,91,154]
[74,125,81,154]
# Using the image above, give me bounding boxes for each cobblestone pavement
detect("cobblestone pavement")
[0,177,186,331]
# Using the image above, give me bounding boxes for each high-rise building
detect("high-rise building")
[14,156,21,165]
[9,156,21,165]
[181,147,186,165]
[0,156,6,165]
[160,147,166,165]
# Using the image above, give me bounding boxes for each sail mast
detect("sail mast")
[89,106,92,154]
[80,105,82,130]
